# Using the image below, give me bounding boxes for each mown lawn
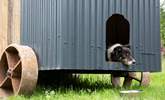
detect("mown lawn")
[8,58,165,100]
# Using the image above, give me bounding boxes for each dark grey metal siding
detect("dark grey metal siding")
[21,0,161,72]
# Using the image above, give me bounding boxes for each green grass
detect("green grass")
[7,58,165,100]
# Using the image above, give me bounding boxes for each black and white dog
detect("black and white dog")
[107,43,136,66]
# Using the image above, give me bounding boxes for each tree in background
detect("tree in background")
[161,0,165,46]
[160,0,165,46]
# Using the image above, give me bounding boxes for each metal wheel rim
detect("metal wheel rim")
[0,44,38,96]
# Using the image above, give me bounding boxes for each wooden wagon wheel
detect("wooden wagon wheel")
[111,72,150,88]
[0,44,38,97]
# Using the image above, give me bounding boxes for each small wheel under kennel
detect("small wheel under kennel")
[111,72,150,87]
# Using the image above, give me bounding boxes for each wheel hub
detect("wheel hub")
[7,69,13,78]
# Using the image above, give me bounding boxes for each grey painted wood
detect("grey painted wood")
[21,0,161,72]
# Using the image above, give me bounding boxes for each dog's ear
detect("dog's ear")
[123,44,130,48]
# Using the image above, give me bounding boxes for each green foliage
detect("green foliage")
[161,7,165,46]
[7,73,165,100]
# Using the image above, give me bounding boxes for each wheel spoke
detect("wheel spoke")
[11,63,22,94]
[123,77,133,87]
[133,77,141,82]
[12,63,22,79]
[0,77,13,90]
[128,72,141,82]
[111,76,121,87]
[0,53,8,83]
[129,75,141,82]
[5,51,20,69]
[13,60,21,73]
[11,78,21,94]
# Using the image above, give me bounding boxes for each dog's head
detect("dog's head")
[107,44,136,66]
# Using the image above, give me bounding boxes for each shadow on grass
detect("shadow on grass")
[37,71,114,93]
[19,71,146,98]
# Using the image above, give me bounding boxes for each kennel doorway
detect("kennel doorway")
[106,14,130,61]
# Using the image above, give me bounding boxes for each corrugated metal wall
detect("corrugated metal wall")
[21,0,161,72]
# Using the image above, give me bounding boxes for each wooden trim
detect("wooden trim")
[7,0,13,44]
[8,0,20,44]
[0,0,8,53]
[0,0,20,54]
